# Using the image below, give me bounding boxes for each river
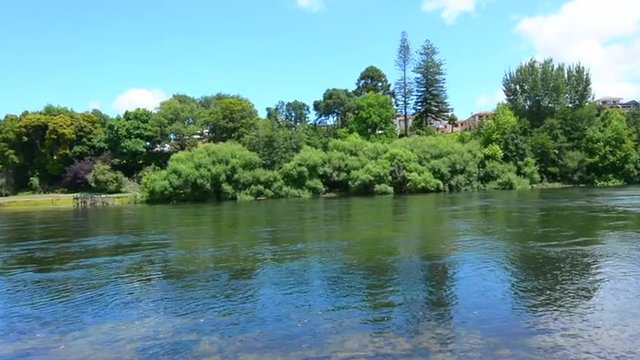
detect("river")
[1,188,640,359]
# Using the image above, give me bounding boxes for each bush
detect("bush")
[280,147,327,196]
[88,163,126,194]
[28,174,42,194]
[62,158,96,191]
[142,142,269,202]
[394,136,483,192]
[348,161,391,195]
[373,184,394,195]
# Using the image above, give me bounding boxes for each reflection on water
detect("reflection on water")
[2,188,640,359]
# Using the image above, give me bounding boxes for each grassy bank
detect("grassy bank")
[0,193,136,209]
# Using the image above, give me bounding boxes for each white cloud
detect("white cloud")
[88,100,102,110]
[515,0,640,100]
[475,89,505,108]
[296,0,325,12]
[112,88,168,113]
[422,0,477,24]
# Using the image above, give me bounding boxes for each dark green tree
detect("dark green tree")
[395,31,413,136]
[242,120,306,169]
[413,39,450,129]
[107,108,157,176]
[200,95,259,143]
[266,100,310,127]
[313,88,355,127]
[353,66,393,97]
[151,94,202,151]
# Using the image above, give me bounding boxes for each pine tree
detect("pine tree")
[413,39,450,129]
[394,31,413,136]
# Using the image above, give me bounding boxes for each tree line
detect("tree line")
[1,32,639,200]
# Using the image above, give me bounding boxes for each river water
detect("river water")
[1,188,640,359]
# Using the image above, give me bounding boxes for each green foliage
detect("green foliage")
[353,66,393,97]
[413,38,449,127]
[202,95,259,143]
[107,108,157,177]
[88,163,126,194]
[0,109,107,190]
[266,100,310,127]
[1,57,638,202]
[280,147,327,197]
[242,120,306,169]
[28,174,42,194]
[395,31,414,137]
[397,136,483,191]
[584,109,638,185]
[479,104,517,149]
[481,161,529,190]
[313,88,355,127]
[350,93,397,140]
[142,143,266,202]
[503,58,592,127]
[151,94,201,151]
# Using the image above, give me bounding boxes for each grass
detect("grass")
[0,193,136,208]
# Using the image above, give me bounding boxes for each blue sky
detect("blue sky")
[1,0,638,119]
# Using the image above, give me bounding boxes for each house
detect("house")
[621,100,640,111]
[596,97,640,112]
[394,110,493,134]
[436,111,493,133]
[394,114,415,135]
[596,97,623,108]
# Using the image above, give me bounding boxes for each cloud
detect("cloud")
[112,88,168,113]
[88,100,102,110]
[515,0,640,100]
[296,0,325,12]
[421,0,477,24]
[475,89,505,108]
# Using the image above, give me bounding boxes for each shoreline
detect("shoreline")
[0,193,136,209]
[0,184,588,209]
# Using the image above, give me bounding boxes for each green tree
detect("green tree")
[107,108,158,176]
[395,31,413,136]
[151,94,202,151]
[200,94,259,143]
[0,109,107,190]
[242,119,306,169]
[313,88,355,127]
[478,103,517,150]
[266,100,310,127]
[503,58,592,127]
[583,109,638,185]
[413,39,449,129]
[350,93,397,140]
[353,66,393,97]
[447,113,458,132]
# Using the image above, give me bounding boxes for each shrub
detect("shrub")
[28,174,42,194]
[88,163,126,194]
[62,158,96,191]
[280,147,327,196]
[142,142,269,202]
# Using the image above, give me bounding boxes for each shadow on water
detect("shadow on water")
[1,188,640,358]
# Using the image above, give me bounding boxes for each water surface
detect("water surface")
[1,188,640,359]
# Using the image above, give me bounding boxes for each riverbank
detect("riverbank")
[0,193,136,209]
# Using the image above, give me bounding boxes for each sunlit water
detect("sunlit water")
[1,188,640,359]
